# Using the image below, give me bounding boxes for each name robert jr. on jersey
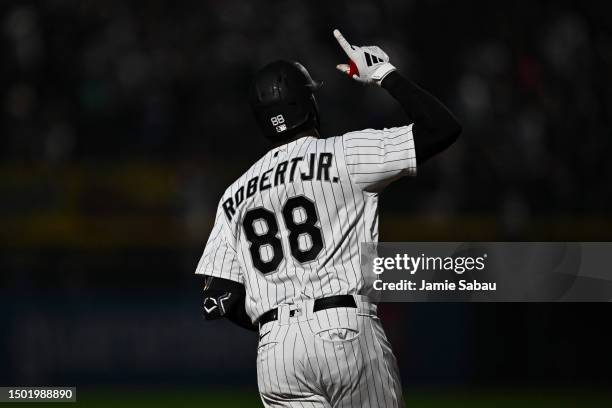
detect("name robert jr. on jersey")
[222,152,339,222]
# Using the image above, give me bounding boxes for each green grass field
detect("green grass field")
[3,388,612,407]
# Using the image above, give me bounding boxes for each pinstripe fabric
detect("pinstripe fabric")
[256,297,404,408]
[344,124,416,192]
[196,209,244,283]
[195,125,415,406]
[195,125,416,322]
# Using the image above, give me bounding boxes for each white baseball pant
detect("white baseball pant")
[256,295,404,407]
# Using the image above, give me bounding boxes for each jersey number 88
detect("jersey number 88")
[242,195,323,274]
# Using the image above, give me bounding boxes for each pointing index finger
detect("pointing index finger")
[333,29,353,56]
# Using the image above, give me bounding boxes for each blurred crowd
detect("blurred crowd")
[2,0,611,220]
[1,1,612,388]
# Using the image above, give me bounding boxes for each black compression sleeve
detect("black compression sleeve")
[381,71,461,164]
[225,301,258,332]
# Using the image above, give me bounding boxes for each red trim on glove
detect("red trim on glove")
[348,60,359,77]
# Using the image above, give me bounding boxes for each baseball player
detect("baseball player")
[196,29,461,407]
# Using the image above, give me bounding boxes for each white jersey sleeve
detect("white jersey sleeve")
[343,124,417,192]
[195,207,243,283]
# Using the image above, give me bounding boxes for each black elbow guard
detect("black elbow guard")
[201,276,257,332]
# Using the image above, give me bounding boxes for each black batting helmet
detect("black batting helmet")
[249,60,322,142]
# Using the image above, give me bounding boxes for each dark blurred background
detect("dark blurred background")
[1,0,611,406]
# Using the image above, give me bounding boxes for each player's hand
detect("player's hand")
[333,29,396,86]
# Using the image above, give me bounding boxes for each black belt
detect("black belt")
[258,295,357,326]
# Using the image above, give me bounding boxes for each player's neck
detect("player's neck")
[272,128,320,148]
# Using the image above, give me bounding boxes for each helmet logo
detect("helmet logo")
[271,114,287,132]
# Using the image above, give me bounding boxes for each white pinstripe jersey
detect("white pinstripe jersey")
[196,124,416,322]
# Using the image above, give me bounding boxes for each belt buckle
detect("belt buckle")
[291,305,302,318]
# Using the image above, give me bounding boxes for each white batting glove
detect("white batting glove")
[333,29,396,86]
